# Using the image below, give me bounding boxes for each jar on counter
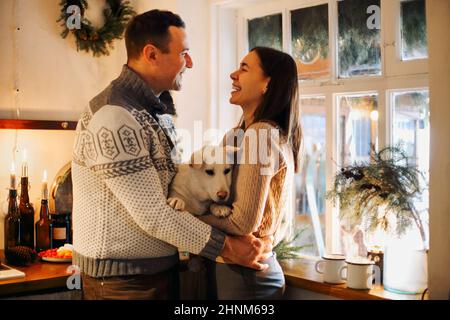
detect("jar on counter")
[49,213,72,248]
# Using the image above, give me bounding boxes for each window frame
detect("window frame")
[386,86,429,146]
[383,0,428,76]
[286,0,332,84]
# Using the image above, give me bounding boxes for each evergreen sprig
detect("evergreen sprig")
[57,0,135,57]
[327,145,427,248]
[274,228,312,260]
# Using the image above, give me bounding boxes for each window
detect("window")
[214,0,429,257]
[291,4,330,80]
[338,0,381,78]
[391,90,429,220]
[248,13,283,50]
[400,0,428,60]
[294,96,327,256]
[337,93,378,166]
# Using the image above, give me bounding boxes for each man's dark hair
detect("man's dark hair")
[125,9,185,60]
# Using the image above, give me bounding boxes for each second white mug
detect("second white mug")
[340,259,380,290]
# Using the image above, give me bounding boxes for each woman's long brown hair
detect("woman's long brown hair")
[244,46,302,173]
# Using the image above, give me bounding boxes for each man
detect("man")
[72,9,270,300]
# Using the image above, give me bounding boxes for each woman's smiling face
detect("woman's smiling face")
[229,51,270,112]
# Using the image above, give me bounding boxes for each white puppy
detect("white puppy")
[167,145,237,218]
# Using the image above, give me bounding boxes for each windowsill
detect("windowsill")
[279,256,427,300]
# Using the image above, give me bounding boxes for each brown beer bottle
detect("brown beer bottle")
[19,166,34,249]
[4,188,21,257]
[35,182,50,253]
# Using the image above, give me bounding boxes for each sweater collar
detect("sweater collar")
[113,65,176,115]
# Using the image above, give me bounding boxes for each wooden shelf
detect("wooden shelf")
[0,119,77,130]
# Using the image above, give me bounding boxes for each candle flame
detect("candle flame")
[43,170,48,182]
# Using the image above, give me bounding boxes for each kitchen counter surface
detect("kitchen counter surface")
[0,251,428,300]
[0,250,72,297]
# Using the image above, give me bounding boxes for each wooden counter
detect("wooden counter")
[0,251,428,300]
[280,257,427,300]
[0,250,72,298]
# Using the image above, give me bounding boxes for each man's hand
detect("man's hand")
[220,234,273,270]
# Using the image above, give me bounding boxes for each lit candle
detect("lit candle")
[42,170,48,200]
[10,162,16,189]
[22,149,28,177]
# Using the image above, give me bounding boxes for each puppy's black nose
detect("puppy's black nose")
[217,191,228,200]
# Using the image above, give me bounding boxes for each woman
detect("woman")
[199,47,301,300]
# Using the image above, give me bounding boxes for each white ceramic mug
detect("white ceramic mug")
[340,259,380,290]
[315,254,346,284]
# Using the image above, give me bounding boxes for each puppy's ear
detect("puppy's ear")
[189,147,205,169]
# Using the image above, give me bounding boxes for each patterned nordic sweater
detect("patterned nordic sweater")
[72,65,225,278]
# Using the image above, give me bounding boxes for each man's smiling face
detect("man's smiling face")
[158,26,193,91]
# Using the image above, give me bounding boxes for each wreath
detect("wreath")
[57,0,135,57]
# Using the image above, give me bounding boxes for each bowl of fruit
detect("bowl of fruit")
[38,244,73,263]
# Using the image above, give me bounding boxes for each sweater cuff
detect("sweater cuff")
[199,227,226,261]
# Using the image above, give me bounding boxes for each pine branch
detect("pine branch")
[326,144,428,249]
[274,228,312,260]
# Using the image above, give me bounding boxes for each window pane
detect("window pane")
[338,93,378,166]
[291,4,330,80]
[401,0,428,60]
[337,93,378,256]
[248,14,282,51]
[293,97,326,256]
[392,90,429,225]
[338,0,381,78]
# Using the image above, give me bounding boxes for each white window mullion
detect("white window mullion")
[329,0,338,83]
[327,0,340,254]
[382,0,398,77]
[283,7,290,54]
[237,10,247,58]
[378,89,387,149]
[325,91,340,253]
[385,88,394,147]
[380,0,389,78]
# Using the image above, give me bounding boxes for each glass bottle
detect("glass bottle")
[35,183,50,253]
[50,213,71,249]
[19,171,35,249]
[4,189,21,256]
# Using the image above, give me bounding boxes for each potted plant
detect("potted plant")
[327,145,428,294]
